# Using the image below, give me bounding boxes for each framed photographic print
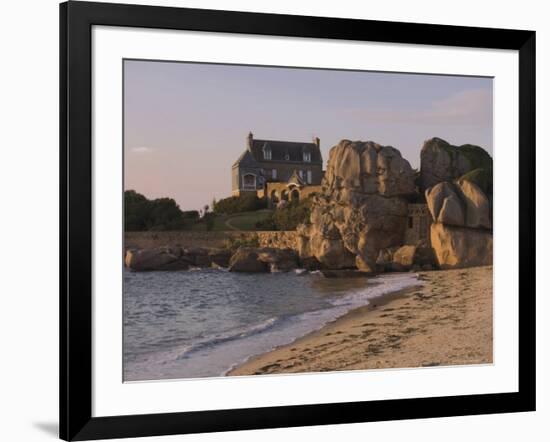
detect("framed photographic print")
[60,1,536,440]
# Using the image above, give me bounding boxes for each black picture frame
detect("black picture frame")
[60,1,536,440]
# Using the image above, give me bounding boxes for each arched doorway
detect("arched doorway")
[281,189,289,201]
[290,188,300,202]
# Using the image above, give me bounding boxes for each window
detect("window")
[307,170,312,184]
[285,153,289,160]
[303,151,311,162]
[299,170,304,179]
[272,169,277,179]
[408,216,414,229]
[263,146,272,160]
[243,174,256,189]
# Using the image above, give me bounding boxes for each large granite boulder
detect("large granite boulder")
[391,244,436,271]
[183,247,210,267]
[298,140,415,271]
[257,248,299,272]
[458,179,492,229]
[228,247,300,272]
[425,180,492,229]
[426,178,493,269]
[420,138,493,192]
[228,248,269,272]
[375,246,399,272]
[207,249,232,268]
[300,256,322,271]
[323,140,416,197]
[391,245,417,272]
[125,247,190,271]
[430,223,492,269]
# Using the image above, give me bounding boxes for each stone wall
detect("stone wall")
[126,231,243,250]
[125,230,298,250]
[257,231,299,249]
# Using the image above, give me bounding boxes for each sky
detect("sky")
[124,59,493,211]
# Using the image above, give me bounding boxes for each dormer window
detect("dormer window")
[262,144,272,160]
[303,151,311,162]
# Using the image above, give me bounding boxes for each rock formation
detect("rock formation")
[228,248,269,272]
[297,140,416,271]
[430,223,493,269]
[125,247,191,271]
[425,179,492,269]
[125,247,231,272]
[228,247,299,273]
[426,180,492,230]
[420,138,493,192]
[391,244,436,272]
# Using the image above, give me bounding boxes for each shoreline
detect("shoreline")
[223,284,419,376]
[228,266,493,376]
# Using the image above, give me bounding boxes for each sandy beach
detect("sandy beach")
[229,266,493,376]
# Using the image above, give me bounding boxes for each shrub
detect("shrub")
[213,193,267,214]
[256,197,313,231]
[459,167,493,196]
[458,144,493,172]
[203,212,216,231]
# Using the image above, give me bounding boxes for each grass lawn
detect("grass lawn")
[224,209,273,231]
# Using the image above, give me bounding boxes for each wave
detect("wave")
[175,316,282,360]
[330,273,421,308]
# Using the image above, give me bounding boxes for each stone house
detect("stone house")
[404,203,432,246]
[232,132,324,205]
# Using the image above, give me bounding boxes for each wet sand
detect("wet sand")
[229,266,493,376]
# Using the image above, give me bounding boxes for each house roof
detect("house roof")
[232,149,260,168]
[250,139,322,164]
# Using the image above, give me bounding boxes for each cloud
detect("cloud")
[346,89,492,126]
[131,146,154,154]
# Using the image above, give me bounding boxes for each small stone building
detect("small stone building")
[404,203,432,246]
[232,132,324,202]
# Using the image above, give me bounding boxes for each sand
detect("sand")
[228,266,493,376]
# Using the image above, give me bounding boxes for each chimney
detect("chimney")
[314,136,320,148]
[247,131,253,151]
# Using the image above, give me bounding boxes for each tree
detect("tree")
[124,190,186,231]
[213,193,267,214]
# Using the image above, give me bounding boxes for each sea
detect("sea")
[123,268,419,381]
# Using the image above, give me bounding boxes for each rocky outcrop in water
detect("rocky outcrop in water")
[228,248,269,272]
[125,247,232,272]
[228,247,300,273]
[297,140,416,272]
[125,245,301,273]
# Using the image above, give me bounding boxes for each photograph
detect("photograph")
[123,60,494,382]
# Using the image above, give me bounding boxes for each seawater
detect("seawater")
[124,268,419,381]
